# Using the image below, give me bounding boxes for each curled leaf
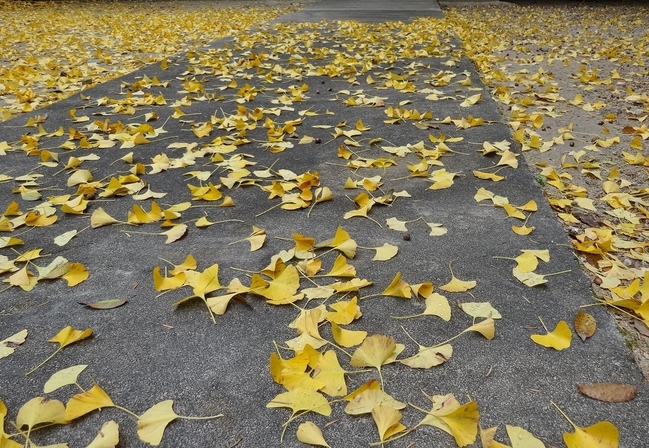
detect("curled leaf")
[574,309,596,342]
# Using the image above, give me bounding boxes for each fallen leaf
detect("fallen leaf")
[372,405,407,442]
[372,243,398,261]
[137,400,222,446]
[505,425,545,448]
[344,389,406,415]
[531,319,572,350]
[266,388,331,417]
[577,383,637,403]
[26,326,93,375]
[43,364,88,393]
[86,420,120,448]
[458,302,502,319]
[79,299,127,310]
[416,394,479,447]
[554,402,619,448]
[400,343,453,369]
[331,322,367,348]
[65,384,115,421]
[574,309,596,341]
[0,329,28,360]
[16,397,66,433]
[296,421,331,447]
[162,224,187,244]
[350,334,400,387]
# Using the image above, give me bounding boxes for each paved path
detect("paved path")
[274,0,443,22]
[0,1,647,447]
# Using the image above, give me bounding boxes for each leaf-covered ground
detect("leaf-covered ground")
[444,2,649,378]
[0,0,299,121]
[1,1,648,447]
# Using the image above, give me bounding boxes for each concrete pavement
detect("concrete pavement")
[0,1,647,447]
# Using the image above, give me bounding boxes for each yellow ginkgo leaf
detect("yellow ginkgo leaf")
[331,322,367,348]
[137,400,222,446]
[440,263,476,293]
[416,394,479,447]
[27,326,92,375]
[54,229,78,247]
[296,421,331,448]
[460,93,482,107]
[386,217,409,231]
[512,267,548,287]
[65,384,115,421]
[531,319,572,350]
[496,149,519,168]
[392,292,451,321]
[137,402,178,445]
[564,421,619,448]
[245,226,266,251]
[463,318,496,340]
[350,334,398,387]
[62,262,89,286]
[372,243,398,261]
[267,388,331,417]
[512,225,536,236]
[87,420,119,448]
[324,254,356,277]
[344,389,406,415]
[43,364,88,393]
[372,405,407,442]
[553,402,619,448]
[400,343,453,369]
[90,207,120,228]
[502,204,526,220]
[479,426,510,448]
[50,326,93,348]
[381,272,411,299]
[190,264,222,299]
[67,169,93,187]
[427,222,448,236]
[254,265,301,304]
[328,226,357,258]
[472,170,505,182]
[505,425,545,448]
[311,350,348,397]
[459,302,502,319]
[206,293,241,316]
[324,297,362,325]
[429,169,459,190]
[0,329,28,360]
[161,224,187,244]
[153,267,186,292]
[16,397,66,433]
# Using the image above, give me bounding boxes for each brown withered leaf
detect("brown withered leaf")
[574,309,596,342]
[577,383,637,403]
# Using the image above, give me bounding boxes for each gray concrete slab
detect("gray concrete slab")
[0,2,647,448]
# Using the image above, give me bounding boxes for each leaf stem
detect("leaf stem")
[390,314,423,319]
[550,400,576,428]
[179,413,224,420]
[538,316,549,333]
[26,347,62,376]
[114,405,141,420]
